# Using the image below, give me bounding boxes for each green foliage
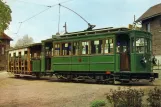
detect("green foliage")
[106,87,144,107]
[0,0,12,33]
[147,87,161,107]
[90,100,106,107]
[91,87,161,107]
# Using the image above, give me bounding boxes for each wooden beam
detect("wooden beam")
[7,52,10,72]
[27,48,31,72]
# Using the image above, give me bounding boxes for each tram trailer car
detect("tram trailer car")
[7,27,158,83]
[7,43,42,77]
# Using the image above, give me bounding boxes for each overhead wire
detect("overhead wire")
[20,7,52,23]
[14,0,74,34]
[15,22,22,34]
[15,0,50,7]
[20,0,74,23]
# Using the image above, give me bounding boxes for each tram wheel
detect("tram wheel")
[35,73,40,79]
[14,74,20,78]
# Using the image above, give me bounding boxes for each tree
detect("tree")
[0,0,12,33]
[15,35,34,47]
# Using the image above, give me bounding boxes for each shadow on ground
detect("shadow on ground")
[8,75,160,87]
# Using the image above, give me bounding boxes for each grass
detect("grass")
[90,100,106,107]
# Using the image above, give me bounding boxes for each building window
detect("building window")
[1,47,4,55]
[146,23,150,32]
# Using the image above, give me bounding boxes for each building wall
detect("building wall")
[142,15,161,55]
[0,40,10,70]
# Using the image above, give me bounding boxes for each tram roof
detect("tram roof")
[52,27,130,38]
[7,43,41,51]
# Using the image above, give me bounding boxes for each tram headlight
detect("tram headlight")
[141,57,147,64]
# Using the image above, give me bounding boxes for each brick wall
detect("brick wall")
[0,40,10,70]
[142,15,161,55]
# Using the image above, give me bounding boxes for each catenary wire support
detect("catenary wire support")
[57,4,61,35]
[59,4,96,30]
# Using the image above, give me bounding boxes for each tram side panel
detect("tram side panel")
[7,48,31,75]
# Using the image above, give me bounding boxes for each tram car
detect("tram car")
[7,43,42,77]
[7,27,158,83]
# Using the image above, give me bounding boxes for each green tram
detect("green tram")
[8,27,158,83]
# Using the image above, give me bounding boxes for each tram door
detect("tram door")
[117,35,130,71]
[45,43,52,71]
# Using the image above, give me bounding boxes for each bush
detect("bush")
[90,100,106,107]
[147,87,161,107]
[106,87,144,107]
[91,87,161,107]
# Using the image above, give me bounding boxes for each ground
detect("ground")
[0,71,160,107]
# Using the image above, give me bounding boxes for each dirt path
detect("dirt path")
[0,71,160,107]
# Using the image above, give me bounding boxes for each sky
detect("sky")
[4,0,161,46]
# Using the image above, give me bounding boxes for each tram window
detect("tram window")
[131,38,135,53]
[91,40,103,54]
[145,39,148,53]
[34,53,37,58]
[46,47,52,57]
[81,41,89,55]
[13,53,16,57]
[54,43,60,56]
[136,38,145,53]
[34,53,40,59]
[19,52,21,58]
[73,42,79,55]
[45,47,50,56]
[104,38,114,54]
[52,48,53,56]
[116,46,120,53]
[24,51,28,59]
[62,43,71,56]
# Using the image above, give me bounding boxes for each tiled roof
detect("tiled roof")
[0,33,13,40]
[136,3,161,22]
